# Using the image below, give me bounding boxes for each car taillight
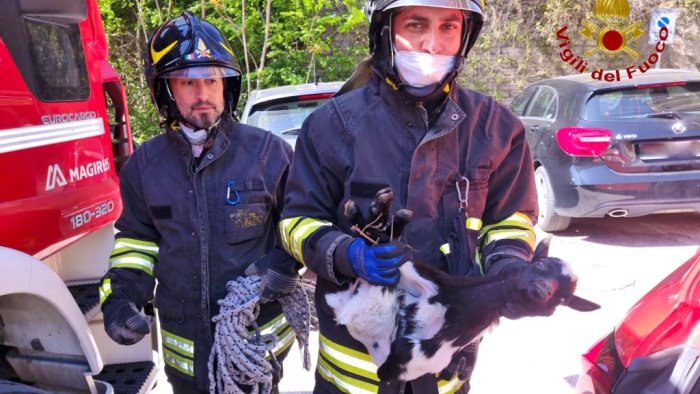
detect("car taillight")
[635,81,686,89]
[578,332,625,394]
[298,93,334,100]
[556,127,613,157]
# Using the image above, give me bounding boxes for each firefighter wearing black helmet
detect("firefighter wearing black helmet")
[99,11,299,393]
[279,1,543,393]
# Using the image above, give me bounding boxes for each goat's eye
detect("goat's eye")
[535,260,546,269]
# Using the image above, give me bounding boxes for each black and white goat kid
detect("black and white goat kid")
[325,189,600,384]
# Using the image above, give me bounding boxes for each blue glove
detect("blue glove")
[346,239,408,286]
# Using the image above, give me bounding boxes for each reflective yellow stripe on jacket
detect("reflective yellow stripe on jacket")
[109,238,159,276]
[279,217,332,265]
[162,328,195,376]
[478,212,536,250]
[317,334,466,393]
[98,278,112,304]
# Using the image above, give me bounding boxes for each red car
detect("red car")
[576,252,700,393]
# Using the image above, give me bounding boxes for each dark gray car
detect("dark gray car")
[510,68,700,231]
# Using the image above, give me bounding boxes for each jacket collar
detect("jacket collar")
[368,73,466,141]
[166,117,234,172]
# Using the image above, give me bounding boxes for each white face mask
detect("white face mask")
[393,51,456,88]
[179,122,209,157]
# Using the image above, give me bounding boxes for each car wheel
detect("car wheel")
[534,166,571,232]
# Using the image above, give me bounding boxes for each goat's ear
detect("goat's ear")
[533,236,553,260]
[564,295,601,312]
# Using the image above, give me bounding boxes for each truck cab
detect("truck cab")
[0,0,158,392]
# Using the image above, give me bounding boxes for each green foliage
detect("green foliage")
[98,0,368,142]
[98,0,698,140]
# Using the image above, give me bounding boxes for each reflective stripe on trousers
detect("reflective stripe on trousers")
[316,333,465,393]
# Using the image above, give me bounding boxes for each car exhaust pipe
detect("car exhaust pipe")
[607,209,629,218]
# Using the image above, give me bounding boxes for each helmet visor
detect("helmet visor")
[162,66,239,79]
[384,0,483,15]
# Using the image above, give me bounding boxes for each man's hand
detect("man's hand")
[102,300,151,345]
[485,256,529,277]
[245,248,301,302]
[346,238,409,286]
[438,343,479,382]
[245,264,301,303]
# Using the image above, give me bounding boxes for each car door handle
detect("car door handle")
[528,125,541,132]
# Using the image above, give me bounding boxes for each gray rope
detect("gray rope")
[280,283,312,371]
[208,275,311,394]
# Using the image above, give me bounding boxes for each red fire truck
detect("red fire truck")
[0,1,158,393]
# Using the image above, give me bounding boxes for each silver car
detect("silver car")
[240,81,344,149]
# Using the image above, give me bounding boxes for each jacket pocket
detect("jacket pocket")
[225,203,269,244]
[464,166,490,220]
[441,167,491,275]
[155,287,185,324]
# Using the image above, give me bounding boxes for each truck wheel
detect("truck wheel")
[535,166,571,232]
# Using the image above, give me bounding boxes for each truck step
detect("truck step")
[0,379,52,393]
[95,361,156,394]
[68,282,101,321]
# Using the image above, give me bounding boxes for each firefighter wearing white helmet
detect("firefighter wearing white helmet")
[334,0,484,99]
[279,0,541,393]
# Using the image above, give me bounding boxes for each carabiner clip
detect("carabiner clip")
[456,176,469,212]
[226,180,241,205]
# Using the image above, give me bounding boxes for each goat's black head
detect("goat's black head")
[502,237,600,319]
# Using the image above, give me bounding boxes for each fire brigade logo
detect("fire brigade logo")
[195,39,212,59]
[555,0,670,81]
[580,0,644,58]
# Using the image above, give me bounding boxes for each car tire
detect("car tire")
[535,166,571,232]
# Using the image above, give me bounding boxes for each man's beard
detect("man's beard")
[184,101,222,129]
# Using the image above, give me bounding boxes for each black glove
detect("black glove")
[485,255,529,277]
[245,248,301,302]
[102,299,151,345]
[438,342,479,381]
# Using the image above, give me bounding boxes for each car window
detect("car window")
[526,86,557,119]
[0,10,90,102]
[246,98,329,135]
[510,86,538,116]
[585,82,700,120]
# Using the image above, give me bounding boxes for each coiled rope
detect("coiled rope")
[208,275,311,394]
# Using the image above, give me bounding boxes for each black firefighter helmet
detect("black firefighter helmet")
[145,11,242,121]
